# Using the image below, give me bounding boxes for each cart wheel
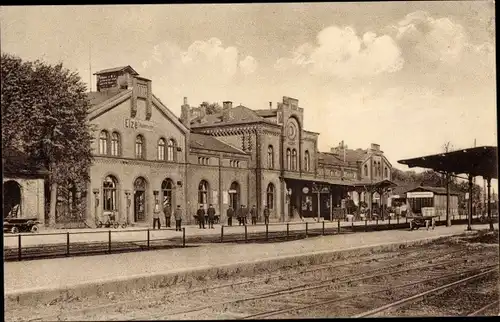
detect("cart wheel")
[31,225,39,233]
[96,221,103,228]
[121,223,128,229]
[113,222,120,229]
[27,220,34,226]
[11,226,19,234]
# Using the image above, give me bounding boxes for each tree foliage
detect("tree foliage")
[200,101,222,115]
[1,53,93,222]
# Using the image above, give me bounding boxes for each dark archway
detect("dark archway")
[229,181,240,210]
[134,177,147,222]
[3,180,22,218]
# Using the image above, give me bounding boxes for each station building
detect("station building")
[81,65,395,226]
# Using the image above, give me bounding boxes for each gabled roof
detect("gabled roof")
[87,89,128,107]
[407,186,461,196]
[345,149,368,163]
[254,109,277,117]
[93,65,139,76]
[189,133,248,155]
[191,105,277,128]
[317,152,345,166]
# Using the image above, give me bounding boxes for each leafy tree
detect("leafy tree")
[1,53,93,225]
[200,101,222,115]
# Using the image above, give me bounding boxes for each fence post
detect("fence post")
[376,218,379,226]
[286,223,289,239]
[322,221,325,235]
[337,219,341,234]
[266,224,269,241]
[147,229,150,249]
[365,219,367,232]
[182,228,186,247]
[245,225,248,243]
[351,220,354,230]
[108,230,112,254]
[388,217,391,225]
[406,217,408,224]
[221,225,224,243]
[18,234,22,261]
[397,215,400,224]
[305,222,308,238]
[66,232,70,256]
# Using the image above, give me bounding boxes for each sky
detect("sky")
[1,2,497,187]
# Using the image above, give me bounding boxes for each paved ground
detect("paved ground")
[3,218,408,248]
[4,223,491,295]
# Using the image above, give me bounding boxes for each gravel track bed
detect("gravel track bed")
[6,232,498,321]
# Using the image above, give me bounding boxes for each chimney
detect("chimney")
[370,143,380,151]
[269,102,272,109]
[180,97,191,129]
[222,101,233,122]
[198,104,207,123]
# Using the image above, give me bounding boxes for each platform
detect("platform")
[5,223,494,306]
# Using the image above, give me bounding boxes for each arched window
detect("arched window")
[286,149,291,170]
[266,183,275,210]
[161,178,174,206]
[229,181,240,210]
[99,130,109,155]
[167,139,175,161]
[103,175,117,211]
[135,135,144,159]
[198,180,209,206]
[133,177,147,222]
[304,150,310,172]
[157,138,166,160]
[364,164,368,176]
[292,149,297,170]
[111,132,120,156]
[268,145,274,169]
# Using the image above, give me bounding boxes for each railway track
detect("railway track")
[21,243,465,322]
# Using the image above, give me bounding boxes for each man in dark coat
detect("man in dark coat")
[207,204,216,229]
[237,205,243,225]
[174,205,183,231]
[197,205,206,229]
[263,205,270,225]
[250,205,257,225]
[241,205,249,225]
[226,206,234,226]
[163,199,172,228]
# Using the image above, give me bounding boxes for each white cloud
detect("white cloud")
[239,55,258,76]
[274,25,404,79]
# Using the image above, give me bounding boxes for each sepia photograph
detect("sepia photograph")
[1,1,498,319]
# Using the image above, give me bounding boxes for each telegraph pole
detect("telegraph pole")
[89,41,92,92]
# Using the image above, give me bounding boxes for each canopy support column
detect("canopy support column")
[487,178,493,231]
[467,174,473,231]
[446,172,451,227]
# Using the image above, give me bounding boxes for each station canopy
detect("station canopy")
[398,146,498,179]
[351,179,398,191]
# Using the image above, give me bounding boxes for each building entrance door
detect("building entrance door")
[134,177,147,222]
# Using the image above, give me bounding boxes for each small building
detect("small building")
[405,186,460,217]
[2,148,47,223]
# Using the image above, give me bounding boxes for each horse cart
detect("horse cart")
[3,218,41,234]
[408,215,438,231]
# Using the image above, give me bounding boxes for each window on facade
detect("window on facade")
[304,150,310,172]
[384,167,388,178]
[364,164,368,176]
[99,130,109,155]
[292,149,297,170]
[135,135,144,159]
[167,139,175,161]
[266,183,275,210]
[103,175,117,211]
[286,149,291,170]
[229,181,240,210]
[198,180,209,205]
[161,179,173,206]
[111,132,120,156]
[157,138,166,160]
[268,145,274,169]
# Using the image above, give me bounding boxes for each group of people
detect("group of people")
[154,202,272,230]
[225,204,270,226]
[152,199,183,231]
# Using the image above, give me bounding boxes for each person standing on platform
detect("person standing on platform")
[237,205,243,225]
[163,199,172,228]
[153,201,161,230]
[207,204,216,229]
[263,205,270,225]
[174,205,183,231]
[227,206,234,226]
[242,205,249,225]
[250,205,257,225]
[197,205,206,229]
